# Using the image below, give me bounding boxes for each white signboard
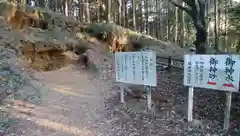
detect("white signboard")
[115,51,156,86]
[184,55,240,92]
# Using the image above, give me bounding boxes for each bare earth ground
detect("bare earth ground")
[5,66,115,136]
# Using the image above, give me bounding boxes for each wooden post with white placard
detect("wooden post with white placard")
[184,54,240,130]
[114,51,157,111]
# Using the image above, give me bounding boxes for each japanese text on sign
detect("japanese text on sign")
[184,55,240,92]
[115,51,157,86]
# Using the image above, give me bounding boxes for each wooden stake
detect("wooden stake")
[223,92,232,130]
[188,86,194,122]
[146,86,152,111]
[120,85,124,103]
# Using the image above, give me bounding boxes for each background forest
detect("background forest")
[14,0,240,53]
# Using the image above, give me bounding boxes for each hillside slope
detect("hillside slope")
[0,0,187,64]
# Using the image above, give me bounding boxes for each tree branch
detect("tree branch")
[182,0,195,7]
[169,0,192,15]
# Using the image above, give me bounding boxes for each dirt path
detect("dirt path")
[6,66,115,136]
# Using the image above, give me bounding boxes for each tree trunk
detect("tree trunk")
[113,9,117,23]
[155,0,159,38]
[85,0,90,23]
[167,0,171,40]
[179,2,185,47]
[174,5,178,42]
[122,0,126,27]
[49,0,55,11]
[97,0,100,22]
[65,0,69,16]
[132,0,136,30]
[206,0,210,47]
[214,0,219,51]
[118,0,122,25]
[158,1,162,39]
[56,0,59,12]
[79,0,84,21]
[224,0,228,51]
[139,1,143,32]
[125,0,128,28]
[45,0,49,8]
[144,0,149,34]
[170,0,207,54]
[99,1,106,22]
[82,0,86,21]
[191,5,207,54]
[106,0,112,23]
[78,1,82,21]
[193,19,207,54]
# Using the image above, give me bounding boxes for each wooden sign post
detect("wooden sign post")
[120,85,125,103]
[183,54,240,130]
[146,86,152,111]
[188,86,194,122]
[224,92,232,130]
[114,51,157,111]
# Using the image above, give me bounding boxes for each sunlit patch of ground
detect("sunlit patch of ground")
[4,66,111,136]
[52,85,96,99]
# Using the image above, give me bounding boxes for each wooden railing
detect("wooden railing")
[156,56,184,71]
